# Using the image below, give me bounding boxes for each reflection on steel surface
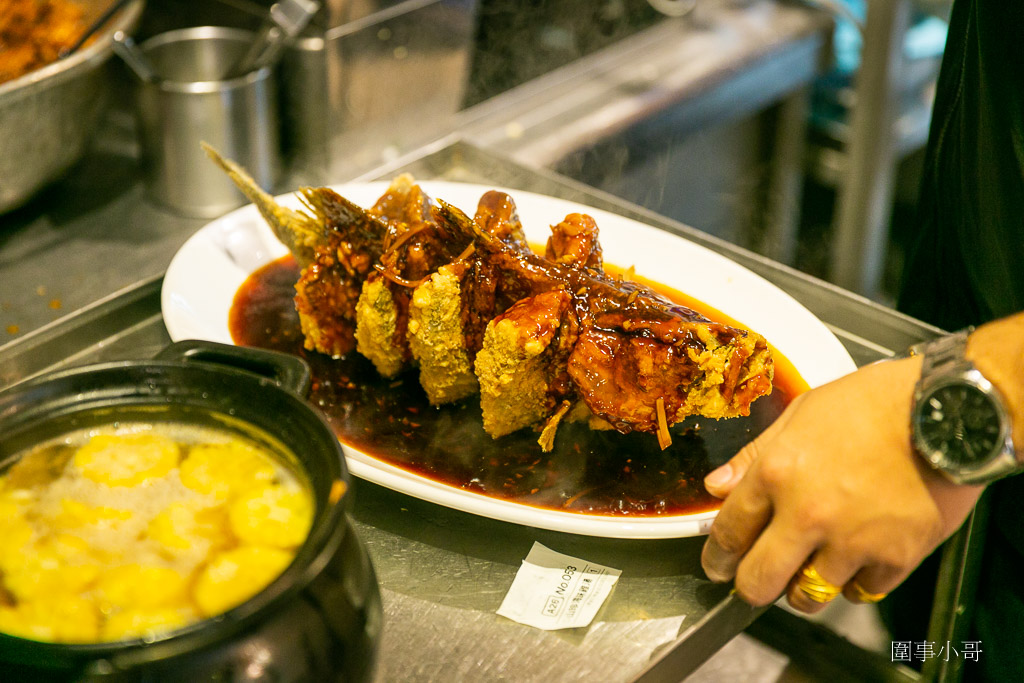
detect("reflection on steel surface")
[281,0,479,180]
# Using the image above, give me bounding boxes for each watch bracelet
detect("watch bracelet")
[909,326,974,374]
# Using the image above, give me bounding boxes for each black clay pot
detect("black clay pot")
[0,340,382,682]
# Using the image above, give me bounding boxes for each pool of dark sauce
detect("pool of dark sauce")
[230,255,807,518]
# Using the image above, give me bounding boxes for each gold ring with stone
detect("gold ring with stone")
[848,579,888,604]
[797,564,843,604]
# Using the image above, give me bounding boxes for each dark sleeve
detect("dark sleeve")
[897,6,1024,678]
[897,0,1024,331]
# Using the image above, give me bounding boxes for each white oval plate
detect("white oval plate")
[163,181,856,539]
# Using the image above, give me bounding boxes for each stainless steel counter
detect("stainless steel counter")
[0,107,208,341]
[0,139,941,681]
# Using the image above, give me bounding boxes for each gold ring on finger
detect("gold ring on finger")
[797,564,843,604]
[848,579,888,604]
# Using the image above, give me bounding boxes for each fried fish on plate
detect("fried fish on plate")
[208,145,774,451]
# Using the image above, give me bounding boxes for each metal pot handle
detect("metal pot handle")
[155,340,312,395]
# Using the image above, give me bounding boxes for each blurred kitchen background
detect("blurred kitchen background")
[121,0,948,302]
[3,0,945,290]
[0,0,952,327]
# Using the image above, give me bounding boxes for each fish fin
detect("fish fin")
[201,142,321,266]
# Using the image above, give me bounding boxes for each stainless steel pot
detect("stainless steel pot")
[0,340,382,681]
[134,27,281,218]
[0,0,145,214]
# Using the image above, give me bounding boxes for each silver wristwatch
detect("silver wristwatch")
[910,328,1019,485]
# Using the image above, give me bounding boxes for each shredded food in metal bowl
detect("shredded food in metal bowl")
[0,0,87,84]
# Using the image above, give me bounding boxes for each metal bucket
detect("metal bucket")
[135,26,281,218]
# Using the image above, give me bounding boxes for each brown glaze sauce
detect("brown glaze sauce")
[229,255,807,518]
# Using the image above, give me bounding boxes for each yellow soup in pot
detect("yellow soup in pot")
[0,424,315,644]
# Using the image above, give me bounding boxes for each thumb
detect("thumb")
[705,391,807,498]
[704,442,759,499]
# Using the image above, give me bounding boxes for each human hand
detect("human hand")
[700,356,984,613]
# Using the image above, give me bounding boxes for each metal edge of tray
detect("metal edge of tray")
[0,275,166,390]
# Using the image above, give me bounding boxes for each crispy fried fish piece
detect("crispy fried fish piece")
[293,188,388,357]
[404,190,530,405]
[353,176,475,391]
[407,265,479,404]
[475,213,600,443]
[354,277,404,376]
[568,312,773,430]
[474,289,574,438]
[354,175,437,374]
[544,213,603,271]
[434,200,774,448]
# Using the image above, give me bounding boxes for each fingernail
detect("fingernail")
[705,463,733,489]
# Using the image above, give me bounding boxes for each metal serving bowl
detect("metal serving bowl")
[0,0,145,214]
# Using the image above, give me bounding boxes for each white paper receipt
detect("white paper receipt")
[497,542,622,630]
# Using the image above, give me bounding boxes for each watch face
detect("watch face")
[914,382,1003,465]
